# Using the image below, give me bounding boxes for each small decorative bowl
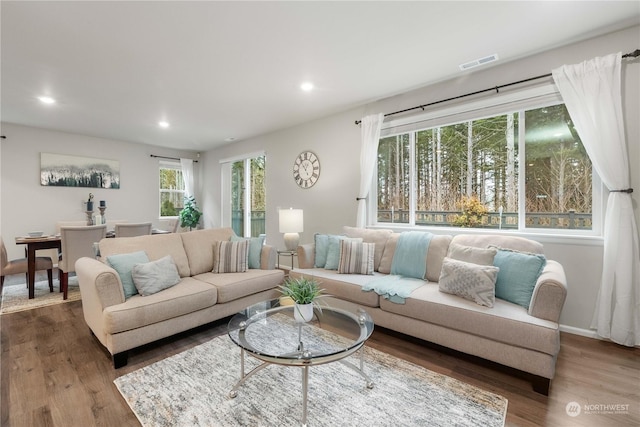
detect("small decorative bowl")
[28,231,44,238]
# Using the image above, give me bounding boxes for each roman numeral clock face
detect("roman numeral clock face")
[293,151,320,188]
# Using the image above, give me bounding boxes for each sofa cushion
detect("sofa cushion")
[379,234,452,282]
[103,277,218,334]
[212,240,249,273]
[342,226,394,271]
[491,247,547,309]
[451,234,544,255]
[181,228,235,275]
[447,243,497,265]
[338,241,374,275]
[194,269,284,304]
[132,255,181,296]
[231,234,265,269]
[379,283,559,356]
[290,268,381,308]
[100,234,191,277]
[439,257,498,307]
[106,251,150,299]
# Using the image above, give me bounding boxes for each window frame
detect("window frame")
[158,161,185,219]
[372,84,603,237]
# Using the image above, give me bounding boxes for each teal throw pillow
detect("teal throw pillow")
[106,251,150,299]
[491,247,546,309]
[314,234,331,268]
[231,234,265,269]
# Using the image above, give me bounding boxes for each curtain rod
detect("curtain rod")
[355,48,640,125]
[150,154,199,163]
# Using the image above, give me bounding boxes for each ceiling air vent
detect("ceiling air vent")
[459,54,499,71]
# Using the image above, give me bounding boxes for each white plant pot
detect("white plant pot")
[294,303,314,323]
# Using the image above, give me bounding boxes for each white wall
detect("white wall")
[0,123,199,260]
[202,25,640,333]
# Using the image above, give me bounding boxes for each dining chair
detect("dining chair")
[59,225,107,299]
[114,222,152,237]
[1,237,55,291]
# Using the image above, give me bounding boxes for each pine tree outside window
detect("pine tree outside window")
[375,95,597,234]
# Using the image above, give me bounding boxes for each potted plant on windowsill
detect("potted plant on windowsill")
[179,195,202,231]
[278,277,326,323]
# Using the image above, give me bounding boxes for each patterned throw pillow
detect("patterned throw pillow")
[438,257,499,307]
[212,240,249,273]
[338,241,375,275]
[325,236,363,270]
[131,255,181,296]
[231,234,265,269]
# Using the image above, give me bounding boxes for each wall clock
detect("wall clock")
[293,151,320,188]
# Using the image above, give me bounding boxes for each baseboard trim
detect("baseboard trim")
[559,324,600,339]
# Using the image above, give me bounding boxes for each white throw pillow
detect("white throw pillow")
[438,257,499,307]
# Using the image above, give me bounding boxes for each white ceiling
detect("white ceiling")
[2,1,639,151]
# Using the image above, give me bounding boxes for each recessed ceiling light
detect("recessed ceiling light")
[158,121,170,128]
[38,96,56,104]
[300,82,314,92]
[224,137,236,142]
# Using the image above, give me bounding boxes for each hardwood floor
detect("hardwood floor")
[1,299,638,427]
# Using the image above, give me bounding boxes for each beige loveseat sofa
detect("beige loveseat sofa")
[290,226,567,395]
[75,228,284,368]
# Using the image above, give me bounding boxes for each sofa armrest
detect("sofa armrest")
[528,260,567,323]
[297,243,315,269]
[260,244,277,270]
[76,257,125,310]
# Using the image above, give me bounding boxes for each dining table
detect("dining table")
[15,235,62,299]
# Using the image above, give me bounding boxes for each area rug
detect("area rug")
[0,276,80,314]
[114,336,508,427]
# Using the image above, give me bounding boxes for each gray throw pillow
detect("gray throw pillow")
[131,255,181,296]
[438,257,499,307]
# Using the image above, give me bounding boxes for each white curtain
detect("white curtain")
[180,158,194,198]
[553,52,640,346]
[357,113,385,228]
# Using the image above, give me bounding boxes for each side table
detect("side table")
[277,250,297,270]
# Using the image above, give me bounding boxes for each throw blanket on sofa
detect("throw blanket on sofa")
[363,231,432,304]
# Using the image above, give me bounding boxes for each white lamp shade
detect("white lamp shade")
[279,208,303,233]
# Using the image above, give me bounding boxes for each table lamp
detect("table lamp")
[279,208,303,251]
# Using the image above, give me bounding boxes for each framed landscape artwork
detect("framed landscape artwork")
[40,152,120,188]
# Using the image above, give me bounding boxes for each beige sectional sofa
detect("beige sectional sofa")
[290,226,567,395]
[75,228,284,368]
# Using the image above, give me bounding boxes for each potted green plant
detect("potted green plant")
[179,195,202,231]
[278,277,325,322]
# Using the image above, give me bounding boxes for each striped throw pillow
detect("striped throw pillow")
[212,240,249,273]
[338,240,375,275]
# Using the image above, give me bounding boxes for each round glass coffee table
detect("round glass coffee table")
[227,299,374,426]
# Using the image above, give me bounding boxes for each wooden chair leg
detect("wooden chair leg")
[61,271,69,300]
[48,269,54,292]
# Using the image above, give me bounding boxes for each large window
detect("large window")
[159,162,185,217]
[376,102,594,232]
[231,155,266,237]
